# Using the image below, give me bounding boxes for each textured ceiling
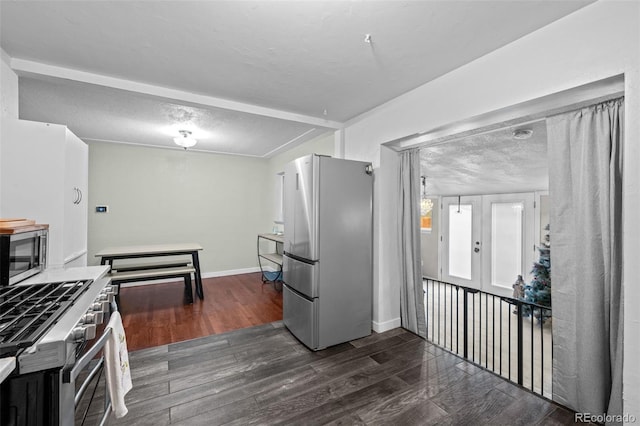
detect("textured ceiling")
[421,120,548,196]
[0,1,593,156]
[18,76,330,157]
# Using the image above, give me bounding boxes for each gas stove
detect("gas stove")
[0,266,116,425]
[0,280,95,357]
[1,275,114,374]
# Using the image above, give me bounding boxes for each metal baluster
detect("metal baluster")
[517,301,524,386]
[432,280,435,341]
[456,286,460,355]
[472,292,476,362]
[450,284,453,352]
[485,292,488,368]
[463,289,468,359]
[443,281,447,349]
[541,307,545,396]
[550,308,554,397]
[492,295,495,371]
[437,280,441,345]
[531,306,535,391]
[500,298,503,376]
[508,301,511,381]
[478,291,482,365]
[424,279,428,340]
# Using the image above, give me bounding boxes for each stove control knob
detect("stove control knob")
[84,324,96,340]
[91,301,110,313]
[93,311,105,325]
[72,325,96,342]
[82,312,96,324]
[98,292,113,303]
[81,311,105,325]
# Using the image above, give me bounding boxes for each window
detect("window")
[275,172,284,224]
[420,197,434,231]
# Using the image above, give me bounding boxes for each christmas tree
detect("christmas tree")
[522,224,551,322]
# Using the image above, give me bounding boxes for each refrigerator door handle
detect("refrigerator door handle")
[295,172,299,190]
[283,251,315,265]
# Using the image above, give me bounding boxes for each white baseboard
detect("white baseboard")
[201,267,262,278]
[119,267,263,288]
[372,317,402,333]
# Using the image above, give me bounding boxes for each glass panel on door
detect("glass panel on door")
[448,204,473,280]
[491,202,523,288]
[481,193,535,297]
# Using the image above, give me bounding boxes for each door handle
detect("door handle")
[73,187,79,204]
[77,188,83,204]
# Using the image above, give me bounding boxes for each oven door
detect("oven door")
[61,300,117,426]
[0,230,48,286]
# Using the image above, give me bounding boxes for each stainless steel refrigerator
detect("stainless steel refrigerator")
[283,154,373,350]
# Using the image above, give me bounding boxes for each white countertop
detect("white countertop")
[0,357,16,384]
[20,265,110,285]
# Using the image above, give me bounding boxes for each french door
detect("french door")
[441,196,482,289]
[480,193,535,297]
[440,193,535,297]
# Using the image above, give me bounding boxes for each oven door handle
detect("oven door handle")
[74,356,104,407]
[63,327,112,384]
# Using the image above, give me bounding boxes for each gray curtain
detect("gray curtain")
[548,98,624,419]
[398,148,427,337]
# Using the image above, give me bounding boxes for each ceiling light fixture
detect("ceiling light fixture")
[174,130,197,149]
[420,176,433,217]
[512,128,534,140]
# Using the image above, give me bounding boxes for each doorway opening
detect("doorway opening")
[387,74,624,411]
[420,118,551,397]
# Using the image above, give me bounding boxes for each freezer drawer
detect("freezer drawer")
[283,284,318,350]
[282,254,318,298]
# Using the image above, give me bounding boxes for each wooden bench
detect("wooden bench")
[111,260,191,273]
[109,265,196,304]
[96,243,205,300]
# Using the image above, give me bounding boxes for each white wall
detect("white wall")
[342,0,640,415]
[0,49,18,119]
[87,141,273,276]
[88,134,335,277]
[0,49,19,213]
[265,131,334,231]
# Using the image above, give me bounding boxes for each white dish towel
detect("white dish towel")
[104,311,133,418]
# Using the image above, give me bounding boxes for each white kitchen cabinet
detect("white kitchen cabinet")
[0,118,88,267]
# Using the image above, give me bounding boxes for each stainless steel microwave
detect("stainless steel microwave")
[0,227,48,286]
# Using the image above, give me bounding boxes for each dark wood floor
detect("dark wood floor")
[82,322,579,425]
[99,274,580,425]
[119,273,282,351]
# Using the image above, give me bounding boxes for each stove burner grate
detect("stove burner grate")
[0,280,93,357]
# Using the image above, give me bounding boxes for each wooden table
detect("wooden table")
[95,243,204,299]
